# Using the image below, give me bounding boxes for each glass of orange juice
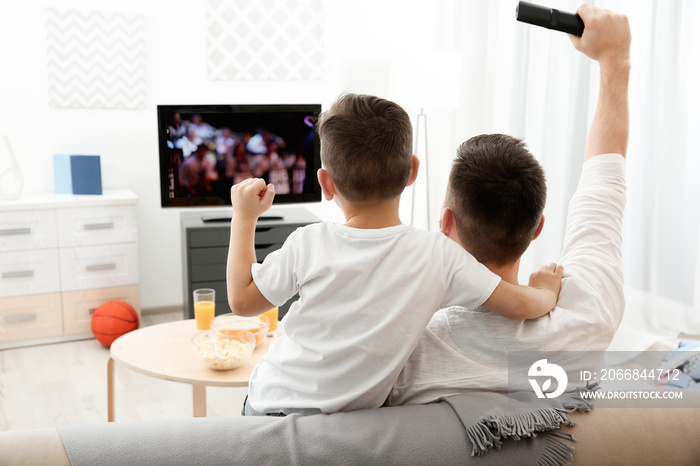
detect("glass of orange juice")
[261,307,279,336]
[193,288,216,330]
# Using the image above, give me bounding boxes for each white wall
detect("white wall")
[4,0,698,322]
[0,0,447,311]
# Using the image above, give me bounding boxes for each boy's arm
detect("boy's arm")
[482,263,563,320]
[226,178,276,317]
[570,5,631,160]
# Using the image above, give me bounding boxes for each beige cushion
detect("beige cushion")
[0,428,70,466]
[564,396,700,465]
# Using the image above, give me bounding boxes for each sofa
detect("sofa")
[2,390,700,466]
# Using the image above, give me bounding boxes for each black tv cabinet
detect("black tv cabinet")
[180,207,320,320]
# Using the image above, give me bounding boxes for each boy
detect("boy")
[227,93,563,416]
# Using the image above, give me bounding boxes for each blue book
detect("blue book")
[54,154,103,195]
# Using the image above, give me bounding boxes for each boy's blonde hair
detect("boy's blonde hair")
[317,93,413,202]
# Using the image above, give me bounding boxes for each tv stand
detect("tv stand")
[201,214,231,223]
[201,213,285,223]
[181,207,320,320]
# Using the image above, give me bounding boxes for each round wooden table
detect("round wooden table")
[107,319,276,421]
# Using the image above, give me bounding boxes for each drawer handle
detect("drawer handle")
[0,227,31,236]
[2,270,34,279]
[83,222,114,231]
[5,314,37,323]
[86,263,117,272]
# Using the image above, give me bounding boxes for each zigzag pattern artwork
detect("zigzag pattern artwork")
[205,0,325,81]
[45,8,147,109]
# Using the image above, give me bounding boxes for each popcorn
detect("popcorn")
[195,336,253,370]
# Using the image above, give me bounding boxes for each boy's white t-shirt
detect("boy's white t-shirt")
[388,154,627,405]
[249,223,501,414]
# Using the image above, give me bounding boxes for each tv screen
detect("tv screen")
[157,104,322,208]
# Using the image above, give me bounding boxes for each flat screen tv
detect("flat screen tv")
[157,104,322,210]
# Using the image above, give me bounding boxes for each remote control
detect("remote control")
[515,1,584,37]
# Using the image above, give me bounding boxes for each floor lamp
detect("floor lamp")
[410,108,429,228]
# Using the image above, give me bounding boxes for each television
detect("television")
[157,104,322,213]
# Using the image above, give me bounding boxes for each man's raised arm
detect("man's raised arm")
[570,5,631,160]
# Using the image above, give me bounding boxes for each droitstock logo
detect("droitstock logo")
[528,359,568,398]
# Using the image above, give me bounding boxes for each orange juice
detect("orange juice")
[194,301,215,330]
[262,307,279,332]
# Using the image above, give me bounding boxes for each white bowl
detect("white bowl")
[211,314,270,347]
[191,329,255,370]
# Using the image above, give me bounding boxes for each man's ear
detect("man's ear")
[440,206,454,236]
[317,168,335,201]
[532,215,545,240]
[406,155,420,187]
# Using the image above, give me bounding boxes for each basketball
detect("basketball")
[91,300,139,347]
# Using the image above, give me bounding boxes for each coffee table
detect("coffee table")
[107,319,276,422]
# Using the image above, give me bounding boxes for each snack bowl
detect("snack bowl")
[211,314,270,348]
[191,329,255,370]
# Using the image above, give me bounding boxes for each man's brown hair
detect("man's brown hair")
[317,93,413,202]
[445,134,546,266]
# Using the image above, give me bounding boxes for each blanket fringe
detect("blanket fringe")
[467,383,598,464]
[536,432,576,466]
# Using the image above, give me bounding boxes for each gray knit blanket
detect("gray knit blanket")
[59,387,595,465]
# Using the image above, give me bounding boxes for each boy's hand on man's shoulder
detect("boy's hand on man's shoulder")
[528,263,564,308]
[231,178,275,220]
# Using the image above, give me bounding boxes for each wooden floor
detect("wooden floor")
[0,311,248,432]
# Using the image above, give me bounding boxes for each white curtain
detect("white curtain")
[621,0,700,336]
[422,0,700,340]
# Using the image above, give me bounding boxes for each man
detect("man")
[388,4,630,405]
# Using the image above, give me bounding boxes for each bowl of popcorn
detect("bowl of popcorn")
[191,329,255,370]
[211,314,270,348]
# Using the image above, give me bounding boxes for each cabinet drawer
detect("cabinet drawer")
[61,285,140,335]
[0,249,61,297]
[59,243,139,291]
[256,243,283,262]
[0,293,63,342]
[191,263,225,282]
[189,229,230,248]
[187,224,298,249]
[0,209,58,252]
[190,246,228,265]
[56,205,137,247]
[255,225,298,244]
[189,243,282,282]
[189,244,281,266]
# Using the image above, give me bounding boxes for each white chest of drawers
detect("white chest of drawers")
[0,190,140,349]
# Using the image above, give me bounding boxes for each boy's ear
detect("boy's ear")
[317,168,336,201]
[406,155,420,187]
